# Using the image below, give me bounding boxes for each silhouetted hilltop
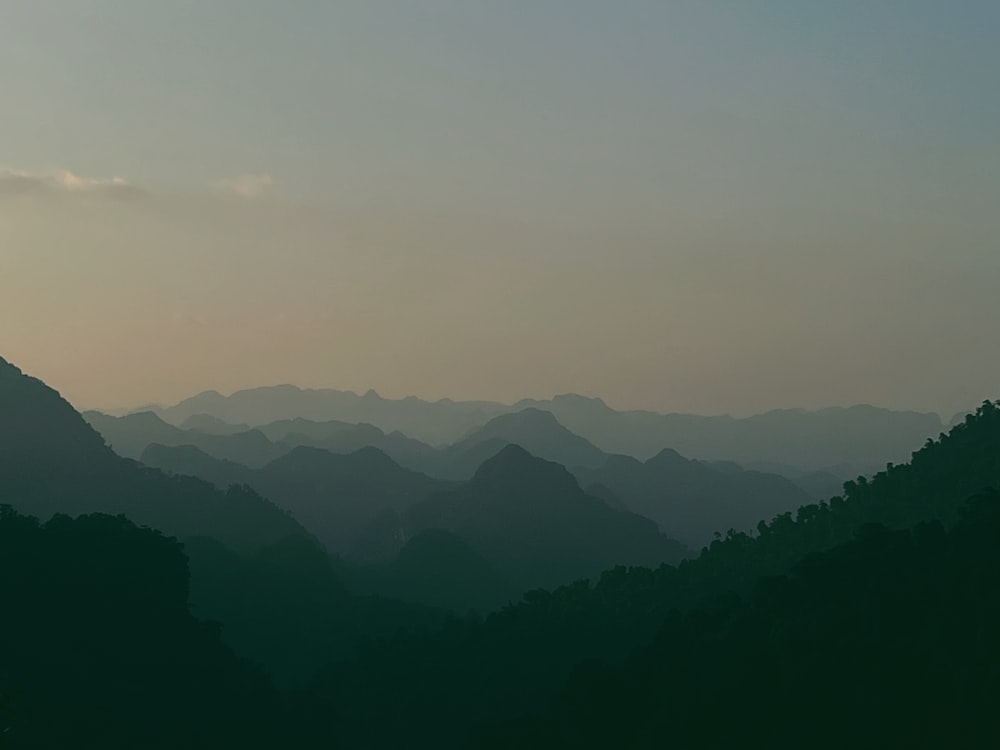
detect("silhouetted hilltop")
[277,422,441,472]
[0,356,307,552]
[575,447,812,547]
[380,444,688,590]
[1,356,114,470]
[141,442,252,489]
[84,410,281,466]
[446,408,607,473]
[247,446,449,553]
[143,442,448,553]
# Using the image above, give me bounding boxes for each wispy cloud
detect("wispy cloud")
[213,174,273,198]
[0,168,142,198]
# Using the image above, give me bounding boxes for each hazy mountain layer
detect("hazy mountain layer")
[142,442,448,554]
[153,384,509,445]
[360,445,688,591]
[83,410,282,467]
[438,407,607,477]
[575,448,812,547]
[144,384,944,473]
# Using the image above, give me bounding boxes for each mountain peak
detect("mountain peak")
[647,447,689,468]
[470,444,581,496]
[458,408,608,470]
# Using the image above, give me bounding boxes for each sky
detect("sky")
[1,1,998,418]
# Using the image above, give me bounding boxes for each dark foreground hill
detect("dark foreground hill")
[0,506,281,748]
[0,356,448,684]
[480,489,1000,748]
[293,401,1000,748]
[0,357,305,552]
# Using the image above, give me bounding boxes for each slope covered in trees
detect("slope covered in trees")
[479,489,1000,748]
[295,402,1000,747]
[0,506,281,748]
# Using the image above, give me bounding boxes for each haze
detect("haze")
[2,1,997,417]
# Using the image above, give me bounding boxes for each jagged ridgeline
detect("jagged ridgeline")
[294,401,1000,748]
[2,352,998,747]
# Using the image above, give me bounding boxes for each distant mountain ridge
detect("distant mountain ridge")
[140,384,945,473]
[83,410,281,467]
[139,407,810,551]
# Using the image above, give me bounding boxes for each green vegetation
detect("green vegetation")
[3,352,999,747]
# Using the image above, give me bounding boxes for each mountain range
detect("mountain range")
[4,350,999,747]
[135,406,810,549]
[135,384,945,475]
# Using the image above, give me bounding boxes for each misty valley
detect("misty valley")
[1,356,998,747]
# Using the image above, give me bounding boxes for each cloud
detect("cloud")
[0,168,143,198]
[213,174,273,198]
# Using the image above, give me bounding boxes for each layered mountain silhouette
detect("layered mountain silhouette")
[275,422,440,472]
[0,357,306,552]
[0,356,450,686]
[144,384,944,474]
[152,385,508,445]
[301,401,1000,748]
[83,410,282,467]
[511,396,943,474]
[437,408,607,478]
[142,442,448,554]
[4,347,998,747]
[141,405,816,551]
[575,448,812,547]
[358,444,688,590]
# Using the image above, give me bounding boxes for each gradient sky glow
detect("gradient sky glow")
[2,1,998,417]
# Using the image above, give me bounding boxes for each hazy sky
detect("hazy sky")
[2,1,998,417]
